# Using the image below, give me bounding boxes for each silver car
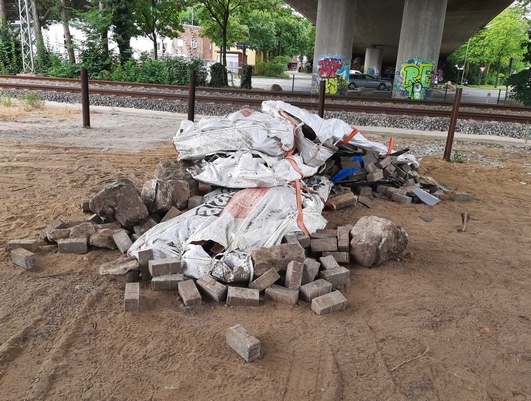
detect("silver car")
[348,74,392,90]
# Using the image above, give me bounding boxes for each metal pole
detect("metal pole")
[318,80,326,117]
[292,74,295,92]
[444,85,448,102]
[81,67,90,128]
[497,89,501,105]
[187,69,197,122]
[443,88,462,161]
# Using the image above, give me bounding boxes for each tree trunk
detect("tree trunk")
[60,0,75,63]
[0,0,6,28]
[99,0,109,56]
[31,0,47,70]
[153,32,158,60]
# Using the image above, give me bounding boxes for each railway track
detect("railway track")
[1,74,530,124]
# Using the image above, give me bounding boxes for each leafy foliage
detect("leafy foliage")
[132,0,185,59]
[0,21,21,74]
[506,68,531,105]
[209,62,228,87]
[255,56,289,77]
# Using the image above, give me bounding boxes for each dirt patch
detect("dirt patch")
[1,106,530,401]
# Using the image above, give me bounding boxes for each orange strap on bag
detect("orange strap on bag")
[286,156,310,236]
[339,128,359,144]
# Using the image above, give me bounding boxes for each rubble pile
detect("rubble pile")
[8,100,445,316]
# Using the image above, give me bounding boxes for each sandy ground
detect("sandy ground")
[1,104,530,401]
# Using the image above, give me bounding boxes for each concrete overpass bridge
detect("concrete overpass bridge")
[285,0,513,99]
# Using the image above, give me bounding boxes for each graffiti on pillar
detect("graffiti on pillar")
[365,67,379,76]
[315,56,349,95]
[394,58,434,100]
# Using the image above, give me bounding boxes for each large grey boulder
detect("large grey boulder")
[89,178,149,228]
[350,216,408,267]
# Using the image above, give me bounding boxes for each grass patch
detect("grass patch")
[0,94,13,107]
[18,93,45,109]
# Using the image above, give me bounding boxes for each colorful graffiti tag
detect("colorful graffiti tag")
[394,58,434,100]
[315,56,350,95]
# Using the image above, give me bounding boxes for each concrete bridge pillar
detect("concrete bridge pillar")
[312,0,357,94]
[363,45,383,77]
[392,0,447,100]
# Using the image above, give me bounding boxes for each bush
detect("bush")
[46,54,80,78]
[18,93,45,109]
[506,69,531,106]
[0,21,22,74]
[255,56,290,77]
[240,64,253,89]
[209,63,228,87]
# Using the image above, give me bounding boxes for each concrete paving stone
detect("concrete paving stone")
[226,324,261,362]
[265,284,299,305]
[300,279,333,302]
[124,282,140,312]
[11,248,37,269]
[355,186,373,196]
[391,192,413,204]
[151,273,184,291]
[148,257,182,276]
[310,237,338,253]
[301,258,321,285]
[296,234,311,248]
[367,170,384,182]
[285,260,304,289]
[322,251,350,264]
[319,266,350,289]
[311,290,348,315]
[39,218,66,240]
[196,275,228,303]
[376,156,392,169]
[6,238,39,252]
[226,287,260,306]
[328,192,357,210]
[112,230,133,254]
[319,254,341,270]
[178,279,202,305]
[160,206,182,222]
[337,226,351,252]
[57,238,88,254]
[249,268,281,291]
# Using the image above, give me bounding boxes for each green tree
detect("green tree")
[109,0,136,64]
[449,6,528,87]
[192,0,254,67]
[132,0,185,60]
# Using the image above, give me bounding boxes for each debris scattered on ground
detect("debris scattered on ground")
[8,101,472,316]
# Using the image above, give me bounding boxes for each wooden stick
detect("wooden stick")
[389,345,430,372]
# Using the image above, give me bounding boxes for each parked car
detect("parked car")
[348,74,392,90]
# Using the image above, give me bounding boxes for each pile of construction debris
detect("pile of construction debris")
[8,100,454,316]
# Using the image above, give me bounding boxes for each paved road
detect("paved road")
[236,73,516,105]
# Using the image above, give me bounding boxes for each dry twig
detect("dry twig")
[389,345,430,372]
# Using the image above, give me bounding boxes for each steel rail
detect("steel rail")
[2,73,531,113]
[1,80,531,124]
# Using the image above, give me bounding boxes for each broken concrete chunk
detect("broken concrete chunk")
[160,206,182,223]
[350,216,409,267]
[40,218,67,240]
[112,230,133,254]
[99,257,139,276]
[187,195,204,210]
[89,229,118,250]
[89,178,149,228]
[251,243,305,276]
[69,222,96,239]
[47,228,71,242]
